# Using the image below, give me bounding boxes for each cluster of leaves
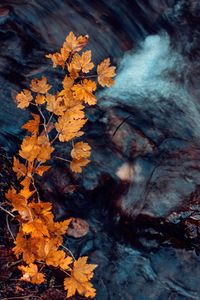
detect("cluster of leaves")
[2,32,116,298]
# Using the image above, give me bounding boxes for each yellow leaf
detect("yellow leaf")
[46,93,66,116]
[13,157,27,179]
[46,47,69,69]
[70,158,90,173]
[59,256,73,270]
[36,165,51,176]
[55,107,87,142]
[18,263,45,284]
[36,135,54,163]
[64,256,97,299]
[35,94,46,105]
[63,32,88,53]
[13,231,37,264]
[16,89,33,109]
[22,219,49,238]
[30,76,51,94]
[72,79,96,105]
[22,113,40,135]
[72,256,97,282]
[71,142,91,160]
[19,135,40,162]
[68,50,94,74]
[97,58,116,87]
[62,76,74,89]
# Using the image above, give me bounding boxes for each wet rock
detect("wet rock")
[67,218,90,238]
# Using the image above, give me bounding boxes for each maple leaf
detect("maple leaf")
[5,187,29,214]
[72,79,96,105]
[62,75,74,90]
[13,231,37,264]
[19,135,40,162]
[30,76,52,94]
[36,165,51,176]
[55,108,87,142]
[68,51,94,74]
[64,257,97,298]
[22,218,49,238]
[97,58,116,87]
[36,135,54,163]
[46,93,66,116]
[72,257,97,282]
[16,89,33,109]
[70,158,90,173]
[13,156,27,179]
[46,47,69,69]
[35,94,46,105]
[64,277,96,298]
[71,142,91,160]
[22,113,40,135]
[29,202,52,219]
[63,32,88,53]
[59,256,73,270]
[18,263,45,284]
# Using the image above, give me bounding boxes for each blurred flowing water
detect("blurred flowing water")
[1,0,200,299]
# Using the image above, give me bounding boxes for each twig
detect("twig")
[37,106,49,139]
[54,156,71,163]
[61,245,75,260]
[6,215,15,241]
[112,115,131,137]
[51,132,59,145]
[0,205,15,218]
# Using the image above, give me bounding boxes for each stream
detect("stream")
[0,0,200,299]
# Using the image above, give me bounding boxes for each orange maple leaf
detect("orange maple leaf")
[46,93,66,116]
[35,93,46,105]
[68,50,94,74]
[22,219,49,238]
[63,32,88,53]
[97,58,116,87]
[72,79,96,105]
[13,156,27,179]
[35,165,51,176]
[70,158,90,173]
[64,257,97,298]
[36,135,54,163]
[71,142,91,160]
[16,89,33,109]
[13,231,37,264]
[18,263,45,284]
[30,76,52,94]
[22,113,40,135]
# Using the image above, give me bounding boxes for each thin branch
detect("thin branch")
[112,115,131,137]
[51,132,59,145]
[37,106,49,139]
[61,245,75,260]
[0,205,15,218]
[54,156,71,163]
[6,215,15,241]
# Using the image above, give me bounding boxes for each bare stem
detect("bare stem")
[0,205,15,218]
[54,156,71,163]
[37,106,49,139]
[61,245,75,260]
[6,215,15,241]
